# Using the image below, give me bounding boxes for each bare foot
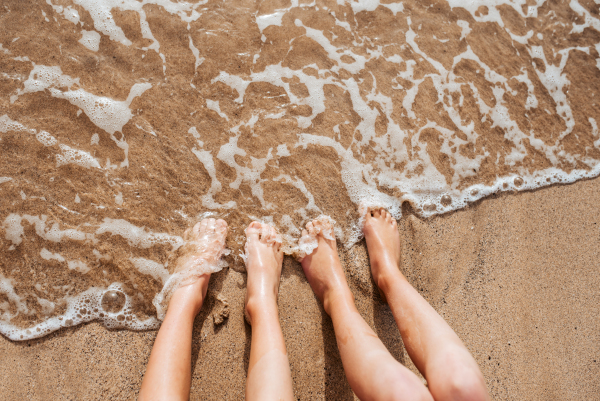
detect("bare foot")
[243,221,284,325]
[362,208,402,294]
[174,218,228,273]
[299,218,354,316]
[153,218,228,319]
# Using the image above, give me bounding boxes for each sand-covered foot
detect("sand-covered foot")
[299,218,353,316]
[174,218,228,273]
[362,208,402,295]
[243,222,283,325]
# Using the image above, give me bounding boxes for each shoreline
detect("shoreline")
[1,176,599,400]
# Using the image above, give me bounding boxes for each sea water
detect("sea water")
[0,0,599,340]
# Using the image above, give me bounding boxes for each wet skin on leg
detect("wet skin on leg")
[300,218,433,401]
[363,208,490,401]
[244,222,294,401]
[139,218,227,401]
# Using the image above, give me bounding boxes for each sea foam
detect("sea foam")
[1,0,600,339]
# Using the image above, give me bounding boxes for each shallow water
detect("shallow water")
[0,0,599,340]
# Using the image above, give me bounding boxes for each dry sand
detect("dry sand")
[1,176,599,400]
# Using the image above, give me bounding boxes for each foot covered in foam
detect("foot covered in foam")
[174,218,229,273]
[362,208,401,299]
[153,218,228,320]
[299,218,354,316]
[243,222,283,325]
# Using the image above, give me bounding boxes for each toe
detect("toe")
[193,221,203,237]
[312,219,323,234]
[268,226,277,245]
[246,221,261,241]
[306,221,315,235]
[260,223,271,243]
[215,219,228,234]
[207,218,216,232]
[199,218,209,234]
[373,208,381,218]
[301,228,308,237]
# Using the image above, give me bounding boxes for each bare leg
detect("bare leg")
[139,218,228,401]
[244,222,294,401]
[363,208,490,401]
[300,218,432,401]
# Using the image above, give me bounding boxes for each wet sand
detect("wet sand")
[1,176,598,400]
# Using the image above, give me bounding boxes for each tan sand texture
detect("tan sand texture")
[1,0,600,398]
[1,177,599,400]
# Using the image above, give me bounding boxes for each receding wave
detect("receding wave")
[1,0,599,340]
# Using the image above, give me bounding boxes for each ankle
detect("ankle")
[376,266,405,295]
[245,295,278,322]
[323,286,355,316]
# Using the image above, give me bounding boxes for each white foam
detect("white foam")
[96,218,183,250]
[188,35,204,71]
[0,283,160,341]
[11,64,80,103]
[130,258,170,283]
[45,0,80,25]
[2,214,25,246]
[295,215,335,260]
[79,30,101,52]
[256,11,286,33]
[569,0,600,34]
[11,63,151,168]
[40,248,66,262]
[36,131,58,147]
[189,127,237,210]
[56,144,101,169]
[50,83,152,135]
[0,114,33,133]
[206,99,229,121]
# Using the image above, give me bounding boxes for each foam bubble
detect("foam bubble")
[101,290,126,313]
[0,283,160,341]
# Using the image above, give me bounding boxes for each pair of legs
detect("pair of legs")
[244,210,489,401]
[137,218,292,401]
[139,211,490,401]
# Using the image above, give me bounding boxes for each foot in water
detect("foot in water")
[362,208,402,300]
[299,218,354,316]
[175,217,229,273]
[157,218,228,318]
[243,222,284,325]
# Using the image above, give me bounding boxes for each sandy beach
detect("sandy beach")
[2,0,600,399]
[1,176,598,400]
